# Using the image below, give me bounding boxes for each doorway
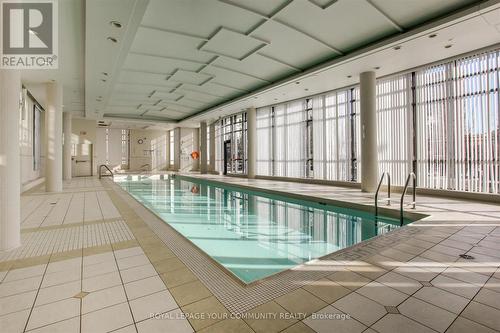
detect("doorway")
[72,143,93,177]
[223,140,231,175]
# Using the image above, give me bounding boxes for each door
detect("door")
[72,144,93,177]
[223,140,231,175]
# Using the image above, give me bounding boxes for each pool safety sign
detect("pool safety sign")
[0,0,58,69]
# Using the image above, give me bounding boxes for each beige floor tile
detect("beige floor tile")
[117,254,151,270]
[0,290,37,316]
[114,246,144,260]
[446,316,498,333]
[327,270,371,290]
[82,244,113,258]
[46,258,81,274]
[82,251,115,266]
[372,314,435,333]
[35,280,81,306]
[159,267,198,288]
[81,302,133,333]
[302,278,351,304]
[280,321,316,333]
[120,263,157,284]
[303,305,366,333]
[398,297,456,332]
[27,316,79,333]
[111,324,137,333]
[356,281,409,306]
[26,298,80,331]
[243,301,297,333]
[145,248,176,263]
[124,275,166,300]
[376,271,423,295]
[392,265,439,282]
[41,268,80,288]
[462,301,500,331]
[474,288,500,310]
[431,274,480,299]
[136,308,193,333]
[181,296,229,331]
[169,280,212,307]
[130,290,178,322]
[484,276,500,293]
[0,309,31,333]
[82,285,127,314]
[333,292,386,326]
[275,288,327,317]
[82,260,118,279]
[153,257,185,274]
[0,275,43,297]
[82,271,122,292]
[442,267,490,286]
[198,318,253,333]
[413,286,469,314]
[4,264,46,282]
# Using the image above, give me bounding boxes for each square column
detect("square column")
[200,121,208,174]
[173,128,180,171]
[0,70,21,250]
[63,112,72,180]
[360,71,378,192]
[45,82,63,192]
[209,123,215,173]
[247,107,256,179]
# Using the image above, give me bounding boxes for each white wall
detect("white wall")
[72,119,97,174]
[179,128,198,172]
[129,129,168,171]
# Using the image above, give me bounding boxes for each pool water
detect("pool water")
[114,175,407,283]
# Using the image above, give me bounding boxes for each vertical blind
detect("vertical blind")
[249,48,499,194]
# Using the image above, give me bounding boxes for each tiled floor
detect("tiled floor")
[1,175,500,332]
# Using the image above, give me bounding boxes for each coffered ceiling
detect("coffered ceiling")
[85,0,485,123]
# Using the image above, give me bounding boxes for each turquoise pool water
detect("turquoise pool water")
[114,175,407,283]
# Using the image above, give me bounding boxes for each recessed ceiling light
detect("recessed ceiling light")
[304,88,309,91]
[374,66,381,70]
[393,45,402,50]
[295,81,300,84]
[110,21,122,28]
[444,44,453,49]
[102,72,108,76]
[101,79,107,82]
[347,75,352,78]
[429,33,437,38]
[274,98,278,101]
[107,37,118,43]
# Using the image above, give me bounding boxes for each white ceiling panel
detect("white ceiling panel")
[131,27,214,63]
[200,28,267,60]
[118,71,177,88]
[123,53,203,74]
[371,0,478,28]
[202,66,268,91]
[276,0,397,52]
[168,70,214,85]
[251,20,335,69]
[223,0,288,16]
[150,91,184,101]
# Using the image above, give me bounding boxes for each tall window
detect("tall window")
[33,104,42,171]
[121,129,129,166]
[169,130,175,166]
[221,113,247,174]
[416,51,500,194]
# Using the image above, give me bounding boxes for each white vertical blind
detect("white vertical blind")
[215,122,223,173]
[256,106,272,175]
[286,100,306,178]
[416,50,500,194]
[376,74,412,185]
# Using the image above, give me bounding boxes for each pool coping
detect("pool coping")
[105,175,428,313]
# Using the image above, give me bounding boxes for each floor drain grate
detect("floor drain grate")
[459,254,475,259]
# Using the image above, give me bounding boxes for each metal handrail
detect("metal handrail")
[400,172,416,226]
[98,165,114,179]
[375,172,391,217]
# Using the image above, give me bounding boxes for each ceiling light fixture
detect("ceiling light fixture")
[110,21,122,28]
[101,79,107,82]
[374,66,381,70]
[444,44,453,49]
[295,81,300,84]
[428,33,437,38]
[393,45,402,50]
[347,75,352,78]
[107,37,118,43]
[102,72,108,76]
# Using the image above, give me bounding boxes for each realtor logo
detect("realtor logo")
[1,0,58,69]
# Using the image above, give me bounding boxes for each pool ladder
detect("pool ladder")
[375,172,416,226]
[98,165,114,179]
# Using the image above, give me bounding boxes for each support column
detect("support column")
[200,121,208,174]
[0,70,21,250]
[359,71,378,192]
[166,130,171,170]
[209,123,215,173]
[63,112,72,180]
[173,128,180,171]
[247,107,256,179]
[192,128,200,171]
[45,82,63,192]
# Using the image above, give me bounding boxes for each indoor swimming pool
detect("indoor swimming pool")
[114,175,410,283]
